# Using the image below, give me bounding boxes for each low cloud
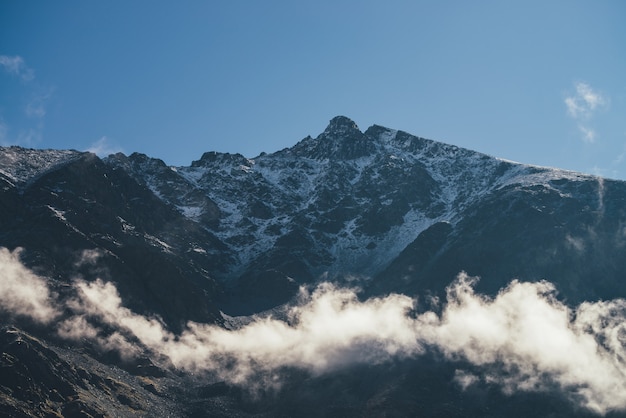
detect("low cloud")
[57,315,141,360]
[65,279,422,386]
[2,248,626,414]
[418,274,626,414]
[0,247,60,323]
[74,249,105,267]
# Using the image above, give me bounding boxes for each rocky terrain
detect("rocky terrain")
[1,116,626,416]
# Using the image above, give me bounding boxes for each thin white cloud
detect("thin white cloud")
[613,142,626,165]
[15,127,43,147]
[578,125,596,144]
[86,136,123,157]
[0,55,23,73]
[576,82,606,112]
[0,55,51,146]
[565,82,608,144]
[565,96,583,119]
[0,55,34,82]
[0,55,35,81]
[565,82,607,119]
[25,88,54,119]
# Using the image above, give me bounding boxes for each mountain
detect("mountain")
[1,116,626,417]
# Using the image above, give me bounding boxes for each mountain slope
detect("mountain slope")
[103,116,622,312]
[2,116,626,417]
[0,149,228,330]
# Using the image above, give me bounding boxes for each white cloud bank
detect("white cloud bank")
[2,248,626,415]
[420,274,626,414]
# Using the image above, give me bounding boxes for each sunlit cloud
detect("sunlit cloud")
[0,247,60,323]
[419,274,626,415]
[3,247,626,414]
[86,136,123,157]
[53,275,626,414]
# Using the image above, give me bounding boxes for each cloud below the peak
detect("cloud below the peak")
[0,248,60,323]
[419,275,626,414]
[2,248,626,414]
[62,278,423,386]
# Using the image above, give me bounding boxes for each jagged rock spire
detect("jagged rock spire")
[322,116,361,138]
[287,116,377,160]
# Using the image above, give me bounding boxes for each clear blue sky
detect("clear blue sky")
[1,1,625,178]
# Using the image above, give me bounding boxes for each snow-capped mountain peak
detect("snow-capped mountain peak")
[99,117,601,289]
[322,115,361,137]
[2,116,626,418]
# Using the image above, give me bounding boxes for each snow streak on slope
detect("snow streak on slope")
[104,118,600,281]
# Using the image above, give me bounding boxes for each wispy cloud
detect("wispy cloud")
[86,136,123,157]
[0,55,52,146]
[25,88,54,119]
[578,124,596,144]
[0,247,61,323]
[613,142,626,166]
[564,82,608,144]
[0,55,35,81]
[565,82,607,119]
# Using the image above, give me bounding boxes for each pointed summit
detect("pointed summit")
[322,116,361,138]
[287,116,377,160]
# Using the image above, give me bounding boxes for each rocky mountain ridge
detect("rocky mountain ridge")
[2,116,626,417]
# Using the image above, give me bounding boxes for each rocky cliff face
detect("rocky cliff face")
[2,117,626,417]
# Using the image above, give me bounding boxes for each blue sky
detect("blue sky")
[1,1,625,178]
